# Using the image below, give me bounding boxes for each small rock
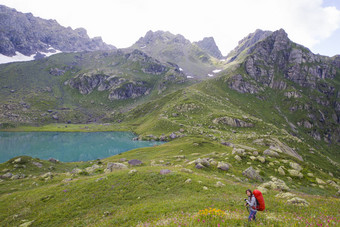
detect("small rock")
[257,186,268,194]
[185,178,192,183]
[174,155,185,159]
[261,178,289,191]
[288,169,303,178]
[289,162,302,171]
[203,186,208,190]
[242,166,263,182]
[257,156,266,163]
[217,162,230,171]
[119,158,127,162]
[32,162,43,168]
[307,173,314,177]
[169,133,177,139]
[19,220,34,227]
[249,156,256,161]
[194,158,210,167]
[263,149,279,157]
[85,164,100,173]
[215,181,225,187]
[234,155,242,161]
[2,169,10,173]
[210,160,218,166]
[275,192,295,199]
[160,169,171,175]
[2,172,13,179]
[181,168,193,174]
[48,158,59,163]
[128,169,137,174]
[316,178,326,185]
[278,166,285,176]
[128,159,143,166]
[63,178,73,182]
[253,151,259,156]
[71,168,83,174]
[40,172,53,180]
[286,197,310,207]
[195,163,205,169]
[12,157,23,164]
[106,162,128,172]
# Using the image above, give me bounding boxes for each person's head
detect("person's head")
[246,189,252,197]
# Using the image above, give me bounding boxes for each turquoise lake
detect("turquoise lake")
[0,132,163,163]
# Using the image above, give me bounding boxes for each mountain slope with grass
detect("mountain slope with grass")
[1,28,340,226]
[0,49,189,126]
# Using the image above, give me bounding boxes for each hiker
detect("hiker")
[245,189,257,222]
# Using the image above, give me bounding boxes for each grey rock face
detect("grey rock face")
[242,166,263,182]
[217,162,230,171]
[106,162,128,172]
[263,149,280,157]
[195,37,223,59]
[213,116,254,127]
[160,169,171,175]
[233,29,338,92]
[128,159,143,166]
[32,162,43,168]
[229,74,260,94]
[0,5,115,58]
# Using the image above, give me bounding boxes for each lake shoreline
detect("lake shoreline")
[0,123,132,133]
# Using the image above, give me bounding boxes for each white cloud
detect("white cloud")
[0,0,339,56]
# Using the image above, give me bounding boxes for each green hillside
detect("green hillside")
[1,29,340,226]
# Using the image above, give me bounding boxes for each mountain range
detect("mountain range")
[0,4,340,226]
[0,5,114,63]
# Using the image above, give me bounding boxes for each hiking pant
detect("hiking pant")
[248,209,257,221]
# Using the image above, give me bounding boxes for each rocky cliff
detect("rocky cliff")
[227,29,340,144]
[194,37,223,59]
[0,5,114,59]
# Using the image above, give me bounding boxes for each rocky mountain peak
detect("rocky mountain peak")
[136,30,190,46]
[194,37,223,59]
[0,4,115,63]
[227,29,272,61]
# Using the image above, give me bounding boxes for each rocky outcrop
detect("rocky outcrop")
[261,177,289,191]
[0,5,114,59]
[67,74,126,95]
[242,166,263,182]
[229,74,260,94]
[234,29,338,91]
[108,82,150,100]
[213,116,254,127]
[195,37,223,59]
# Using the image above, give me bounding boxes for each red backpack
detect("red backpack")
[253,189,265,211]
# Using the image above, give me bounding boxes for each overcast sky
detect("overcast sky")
[1,0,340,56]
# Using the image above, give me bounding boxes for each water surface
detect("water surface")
[0,131,163,163]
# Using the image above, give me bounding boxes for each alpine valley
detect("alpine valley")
[0,5,339,227]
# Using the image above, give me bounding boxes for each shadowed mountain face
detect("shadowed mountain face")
[0,5,115,60]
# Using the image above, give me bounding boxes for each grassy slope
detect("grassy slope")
[1,46,340,226]
[0,139,339,226]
